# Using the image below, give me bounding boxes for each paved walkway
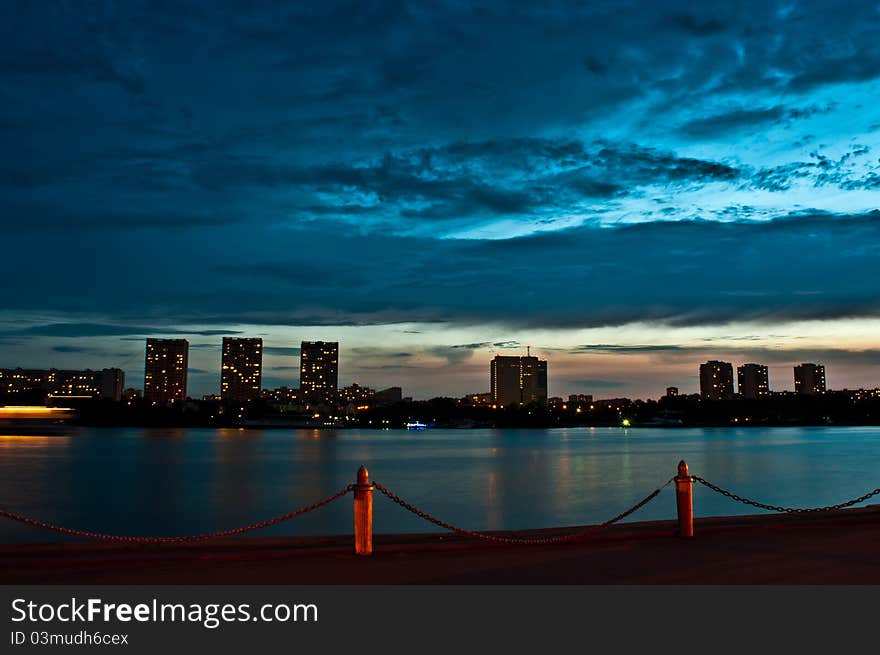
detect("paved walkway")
[3,507,880,584]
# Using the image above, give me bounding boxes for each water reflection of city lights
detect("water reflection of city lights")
[0,435,71,449]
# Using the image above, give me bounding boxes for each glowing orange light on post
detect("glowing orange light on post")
[353,465,374,556]
[675,460,694,538]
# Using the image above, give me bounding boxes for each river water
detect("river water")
[1,426,879,542]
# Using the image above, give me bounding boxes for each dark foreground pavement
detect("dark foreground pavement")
[3,506,880,584]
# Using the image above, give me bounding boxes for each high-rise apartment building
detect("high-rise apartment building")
[47,368,125,401]
[699,360,734,400]
[0,369,49,397]
[0,368,124,401]
[737,363,770,399]
[374,386,403,406]
[144,338,189,405]
[299,341,339,403]
[490,355,549,407]
[220,337,263,402]
[794,363,826,395]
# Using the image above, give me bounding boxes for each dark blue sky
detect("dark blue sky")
[2,1,880,398]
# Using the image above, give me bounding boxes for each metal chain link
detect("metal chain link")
[10,471,873,547]
[372,478,673,545]
[0,486,351,544]
[691,476,880,514]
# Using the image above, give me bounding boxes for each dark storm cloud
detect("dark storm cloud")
[660,13,728,36]
[1,136,744,234]
[678,105,831,138]
[0,14,146,96]
[786,53,880,92]
[3,211,880,331]
[2,0,880,242]
[0,206,242,232]
[258,137,740,211]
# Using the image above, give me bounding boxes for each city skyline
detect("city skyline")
[2,2,880,399]
[0,335,868,403]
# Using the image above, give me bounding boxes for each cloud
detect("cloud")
[492,341,521,349]
[263,346,302,357]
[678,105,830,138]
[4,0,880,244]
[429,346,478,365]
[50,345,92,353]
[4,211,880,332]
[7,324,242,338]
[0,204,244,232]
[660,13,728,36]
[572,344,688,354]
[565,343,880,368]
[174,138,740,229]
[0,39,145,95]
[786,53,880,92]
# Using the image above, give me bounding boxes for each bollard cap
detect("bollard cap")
[677,460,689,476]
[357,465,369,485]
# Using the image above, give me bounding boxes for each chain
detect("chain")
[0,487,351,544]
[371,478,673,545]
[10,472,873,546]
[691,476,880,514]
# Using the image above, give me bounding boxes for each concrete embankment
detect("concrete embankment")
[2,506,880,584]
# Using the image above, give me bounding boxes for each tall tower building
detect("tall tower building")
[300,341,339,403]
[699,360,734,400]
[99,368,126,401]
[490,355,549,407]
[144,338,188,405]
[737,363,769,399]
[535,359,548,404]
[221,337,263,402]
[794,363,826,395]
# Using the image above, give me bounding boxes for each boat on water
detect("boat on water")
[0,405,77,435]
[405,421,427,431]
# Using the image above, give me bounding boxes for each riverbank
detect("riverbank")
[3,505,880,584]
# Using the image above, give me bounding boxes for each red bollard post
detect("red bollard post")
[675,460,694,538]
[353,465,374,556]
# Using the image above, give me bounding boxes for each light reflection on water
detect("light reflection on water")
[0,426,879,543]
[0,435,71,450]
